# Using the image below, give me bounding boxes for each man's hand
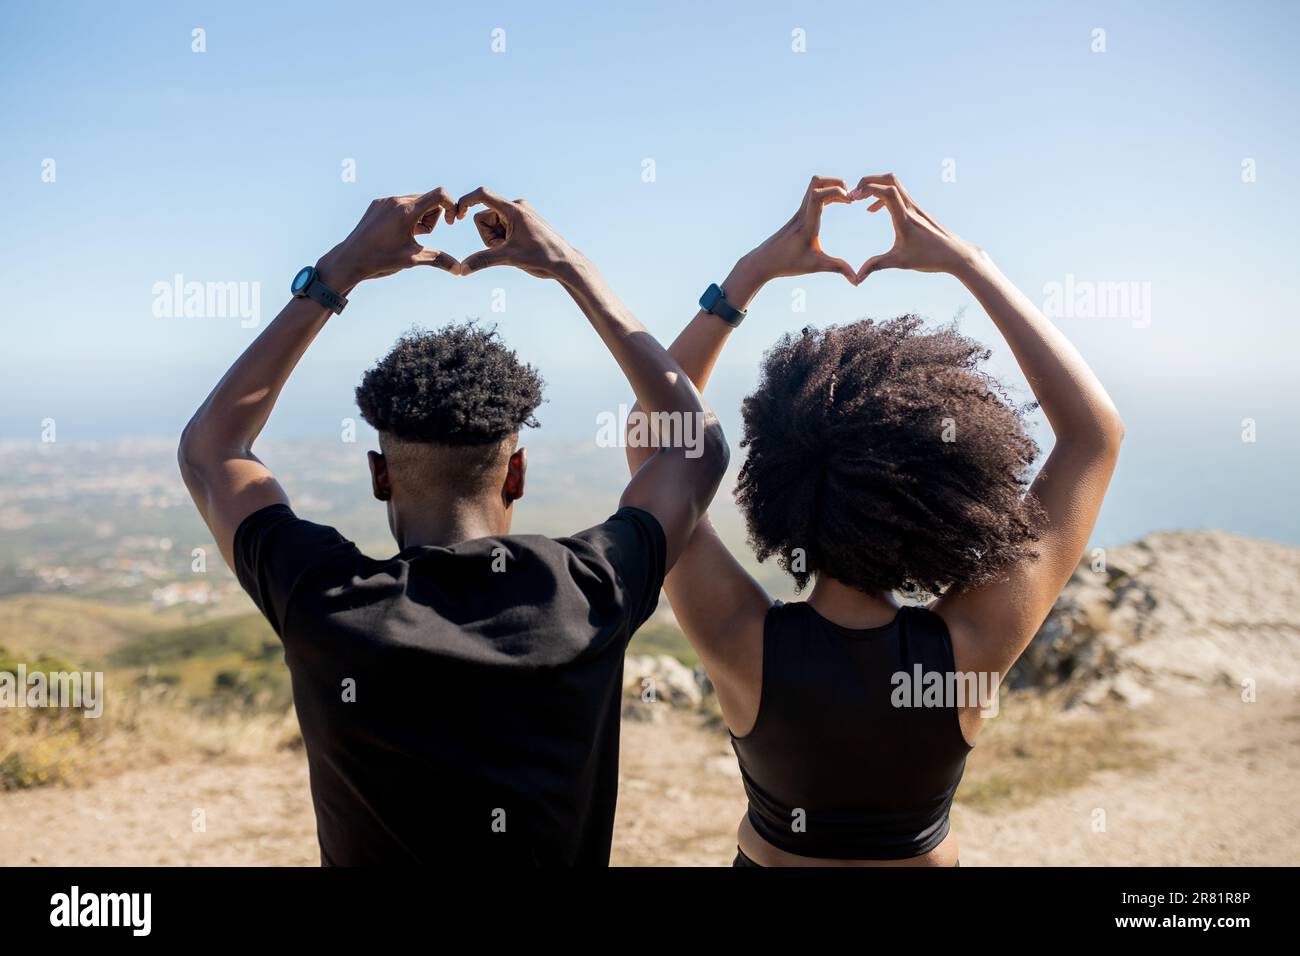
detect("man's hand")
[448,184,728,567]
[738,176,858,285]
[316,188,461,291]
[454,187,582,280]
[850,173,978,281]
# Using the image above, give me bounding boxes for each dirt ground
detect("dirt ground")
[2,693,1296,867]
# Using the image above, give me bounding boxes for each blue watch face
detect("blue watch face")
[291,266,314,294]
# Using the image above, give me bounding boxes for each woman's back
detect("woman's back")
[732,602,971,861]
[622,173,1124,864]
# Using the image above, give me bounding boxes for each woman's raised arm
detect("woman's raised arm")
[852,173,1124,688]
[622,177,856,734]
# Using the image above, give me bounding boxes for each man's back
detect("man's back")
[234,503,666,866]
[177,189,726,866]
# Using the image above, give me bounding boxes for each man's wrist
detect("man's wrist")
[314,248,364,295]
[552,250,596,290]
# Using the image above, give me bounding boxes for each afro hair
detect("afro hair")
[356,323,544,446]
[734,315,1042,596]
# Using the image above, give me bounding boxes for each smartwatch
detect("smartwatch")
[291,266,349,314]
[699,282,746,327]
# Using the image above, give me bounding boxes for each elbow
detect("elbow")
[1073,408,1124,463]
[1099,404,1125,454]
[697,414,730,481]
[177,416,209,479]
[177,423,198,479]
[1108,414,1126,449]
[1053,404,1124,460]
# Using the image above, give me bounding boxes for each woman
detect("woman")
[624,174,1123,866]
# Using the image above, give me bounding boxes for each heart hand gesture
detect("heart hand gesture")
[744,176,858,285]
[454,187,582,281]
[317,189,462,290]
[850,173,976,281]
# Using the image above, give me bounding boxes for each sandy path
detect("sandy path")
[0,758,319,866]
[952,694,1300,866]
[1,695,1295,866]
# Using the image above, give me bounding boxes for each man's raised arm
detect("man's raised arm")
[454,187,729,565]
[177,189,460,568]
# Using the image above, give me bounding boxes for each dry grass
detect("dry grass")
[1,684,300,791]
[956,690,1159,811]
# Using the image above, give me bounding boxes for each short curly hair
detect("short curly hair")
[356,324,544,445]
[735,316,1042,596]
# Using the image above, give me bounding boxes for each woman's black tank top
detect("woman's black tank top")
[730,601,973,860]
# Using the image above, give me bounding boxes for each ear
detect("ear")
[502,447,527,505]
[368,450,392,501]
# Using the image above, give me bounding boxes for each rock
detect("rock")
[1109,672,1155,707]
[622,699,666,723]
[1014,530,1300,709]
[624,654,704,708]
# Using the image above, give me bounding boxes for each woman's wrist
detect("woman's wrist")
[719,253,771,311]
[948,241,998,285]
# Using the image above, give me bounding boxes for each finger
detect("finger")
[852,172,910,197]
[414,187,457,226]
[805,185,851,229]
[811,185,851,206]
[410,247,462,273]
[809,175,847,193]
[473,209,508,246]
[818,254,858,284]
[455,186,513,222]
[856,252,898,282]
[801,176,846,215]
[870,173,945,231]
[850,174,901,200]
[414,209,445,235]
[852,174,944,230]
[853,184,907,232]
[877,173,926,219]
[459,246,512,275]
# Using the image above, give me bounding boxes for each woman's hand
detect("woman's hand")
[851,173,979,281]
[740,176,858,285]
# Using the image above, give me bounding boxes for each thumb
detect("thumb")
[409,247,461,273]
[819,254,858,284]
[856,252,897,283]
[459,246,512,275]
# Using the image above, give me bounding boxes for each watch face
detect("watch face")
[291,266,314,294]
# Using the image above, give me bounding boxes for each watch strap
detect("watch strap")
[304,272,348,314]
[699,282,746,326]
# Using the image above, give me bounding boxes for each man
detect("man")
[177,186,728,865]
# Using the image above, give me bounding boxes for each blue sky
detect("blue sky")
[1,0,1298,548]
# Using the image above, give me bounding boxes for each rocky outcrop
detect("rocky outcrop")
[1012,530,1300,707]
[621,531,1300,713]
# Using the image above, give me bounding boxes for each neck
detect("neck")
[393,497,505,550]
[806,575,899,629]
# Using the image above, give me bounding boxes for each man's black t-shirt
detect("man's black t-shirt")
[232,503,666,867]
